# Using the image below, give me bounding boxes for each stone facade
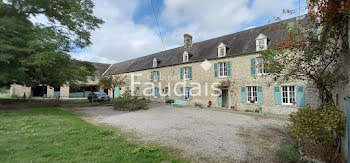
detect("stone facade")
[113,53,321,115]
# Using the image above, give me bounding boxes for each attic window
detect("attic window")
[255,33,268,51]
[183,51,189,63]
[217,42,226,58]
[153,58,157,68]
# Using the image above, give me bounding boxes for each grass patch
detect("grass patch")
[276,139,301,162]
[0,107,185,162]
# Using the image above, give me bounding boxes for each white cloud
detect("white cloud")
[72,0,302,63]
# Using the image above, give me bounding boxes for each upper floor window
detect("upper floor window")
[256,57,267,75]
[183,67,190,80]
[255,33,267,51]
[217,42,226,57]
[153,58,157,68]
[151,71,159,81]
[183,51,189,63]
[282,86,296,105]
[218,62,227,77]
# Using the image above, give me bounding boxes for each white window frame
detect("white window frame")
[247,86,258,103]
[255,34,268,51]
[152,71,158,81]
[184,87,190,99]
[258,39,265,49]
[153,58,157,68]
[183,52,189,63]
[217,42,226,58]
[218,62,227,77]
[281,86,296,105]
[256,57,267,75]
[153,87,158,98]
[183,67,190,80]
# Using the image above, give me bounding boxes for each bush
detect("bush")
[165,99,174,104]
[289,103,345,162]
[113,90,149,111]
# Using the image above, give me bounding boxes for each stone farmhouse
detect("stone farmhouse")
[11,16,349,115]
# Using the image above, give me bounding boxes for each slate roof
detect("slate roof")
[105,16,303,75]
[91,62,111,77]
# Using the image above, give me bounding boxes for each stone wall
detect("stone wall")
[114,52,321,115]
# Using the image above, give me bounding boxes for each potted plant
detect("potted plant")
[292,100,296,105]
[207,101,212,108]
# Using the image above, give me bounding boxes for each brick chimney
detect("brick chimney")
[184,34,192,48]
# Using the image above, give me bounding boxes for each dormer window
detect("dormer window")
[217,42,226,58]
[153,58,157,68]
[255,33,268,51]
[183,51,189,63]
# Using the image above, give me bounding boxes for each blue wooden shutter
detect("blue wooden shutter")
[214,63,218,77]
[180,68,183,80]
[180,87,183,100]
[274,86,282,105]
[189,67,192,80]
[296,85,305,107]
[189,87,192,100]
[157,71,160,82]
[227,61,232,77]
[241,86,246,103]
[257,86,263,104]
[157,87,160,98]
[151,88,154,98]
[250,58,256,75]
[150,72,154,81]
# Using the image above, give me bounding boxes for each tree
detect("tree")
[98,75,126,98]
[0,0,103,88]
[260,0,350,104]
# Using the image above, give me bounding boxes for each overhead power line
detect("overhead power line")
[150,0,166,50]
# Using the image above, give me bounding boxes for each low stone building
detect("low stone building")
[103,17,321,115]
[10,62,111,99]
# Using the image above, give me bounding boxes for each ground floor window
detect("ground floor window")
[247,86,257,103]
[184,87,191,99]
[282,86,295,105]
[153,87,158,98]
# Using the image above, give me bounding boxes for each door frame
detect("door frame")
[218,88,229,108]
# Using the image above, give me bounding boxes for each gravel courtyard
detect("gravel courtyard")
[69,103,290,162]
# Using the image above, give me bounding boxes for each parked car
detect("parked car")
[87,92,110,102]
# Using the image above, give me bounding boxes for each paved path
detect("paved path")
[68,103,290,162]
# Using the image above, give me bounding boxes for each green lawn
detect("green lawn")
[0,107,185,163]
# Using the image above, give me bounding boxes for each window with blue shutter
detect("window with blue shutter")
[188,67,192,80]
[180,87,183,100]
[274,86,282,105]
[227,61,232,77]
[214,63,218,77]
[180,68,183,80]
[157,87,160,98]
[157,71,160,82]
[296,85,305,107]
[250,58,256,75]
[257,86,263,104]
[241,86,246,103]
[189,87,193,100]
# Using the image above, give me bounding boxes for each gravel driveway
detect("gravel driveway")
[68,103,290,162]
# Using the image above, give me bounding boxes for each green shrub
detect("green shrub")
[245,109,253,112]
[113,90,148,111]
[289,103,345,162]
[165,99,174,104]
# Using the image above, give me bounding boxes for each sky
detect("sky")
[58,0,307,64]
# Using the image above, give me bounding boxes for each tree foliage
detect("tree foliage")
[0,0,103,88]
[98,75,126,98]
[260,0,349,103]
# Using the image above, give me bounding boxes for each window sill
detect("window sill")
[218,76,228,78]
